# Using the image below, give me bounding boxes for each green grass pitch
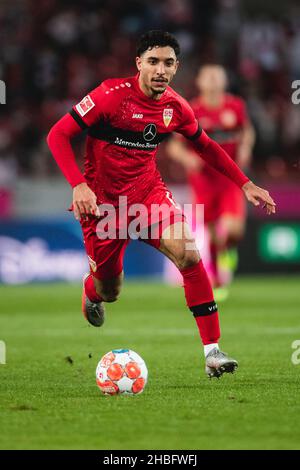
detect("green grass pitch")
[0,276,300,450]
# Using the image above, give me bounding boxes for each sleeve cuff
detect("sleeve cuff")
[70,175,87,188]
[239,176,250,188]
[186,124,202,141]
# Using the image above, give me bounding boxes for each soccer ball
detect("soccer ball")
[96,349,148,395]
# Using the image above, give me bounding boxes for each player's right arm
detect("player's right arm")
[47,114,99,220]
[47,84,112,220]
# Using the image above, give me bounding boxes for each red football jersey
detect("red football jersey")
[190,93,249,163]
[71,74,199,206]
[186,94,249,201]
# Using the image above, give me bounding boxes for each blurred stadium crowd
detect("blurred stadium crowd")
[0,0,300,187]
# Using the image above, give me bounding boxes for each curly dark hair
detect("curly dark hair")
[136,30,180,57]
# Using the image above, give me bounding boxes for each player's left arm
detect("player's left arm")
[177,100,276,215]
[195,131,275,215]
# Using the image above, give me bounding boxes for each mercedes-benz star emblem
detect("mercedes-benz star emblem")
[143,123,157,142]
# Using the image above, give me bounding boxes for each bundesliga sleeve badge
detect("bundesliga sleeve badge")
[75,95,95,117]
[163,108,173,127]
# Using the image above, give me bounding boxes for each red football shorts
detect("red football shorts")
[80,186,184,280]
[188,169,246,224]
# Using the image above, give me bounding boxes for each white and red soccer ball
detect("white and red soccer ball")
[96,349,148,395]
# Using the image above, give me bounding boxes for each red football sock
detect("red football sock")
[180,260,220,345]
[84,274,102,302]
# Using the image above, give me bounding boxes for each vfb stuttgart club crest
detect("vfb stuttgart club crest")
[163,108,173,127]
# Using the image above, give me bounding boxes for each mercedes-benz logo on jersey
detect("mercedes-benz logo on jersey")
[143,123,157,142]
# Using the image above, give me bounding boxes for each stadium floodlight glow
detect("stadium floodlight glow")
[259,224,300,262]
[0,80,6,104]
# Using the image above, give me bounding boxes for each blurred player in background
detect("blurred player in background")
[167,65,255,299]
[47,31,275,379]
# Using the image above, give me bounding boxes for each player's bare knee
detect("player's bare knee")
[175,250,200,270]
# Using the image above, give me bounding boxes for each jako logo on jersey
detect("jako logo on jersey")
[163,108,173,127]
[76,95,95,117]
[143,123,157,142]
[132,113,143,119]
